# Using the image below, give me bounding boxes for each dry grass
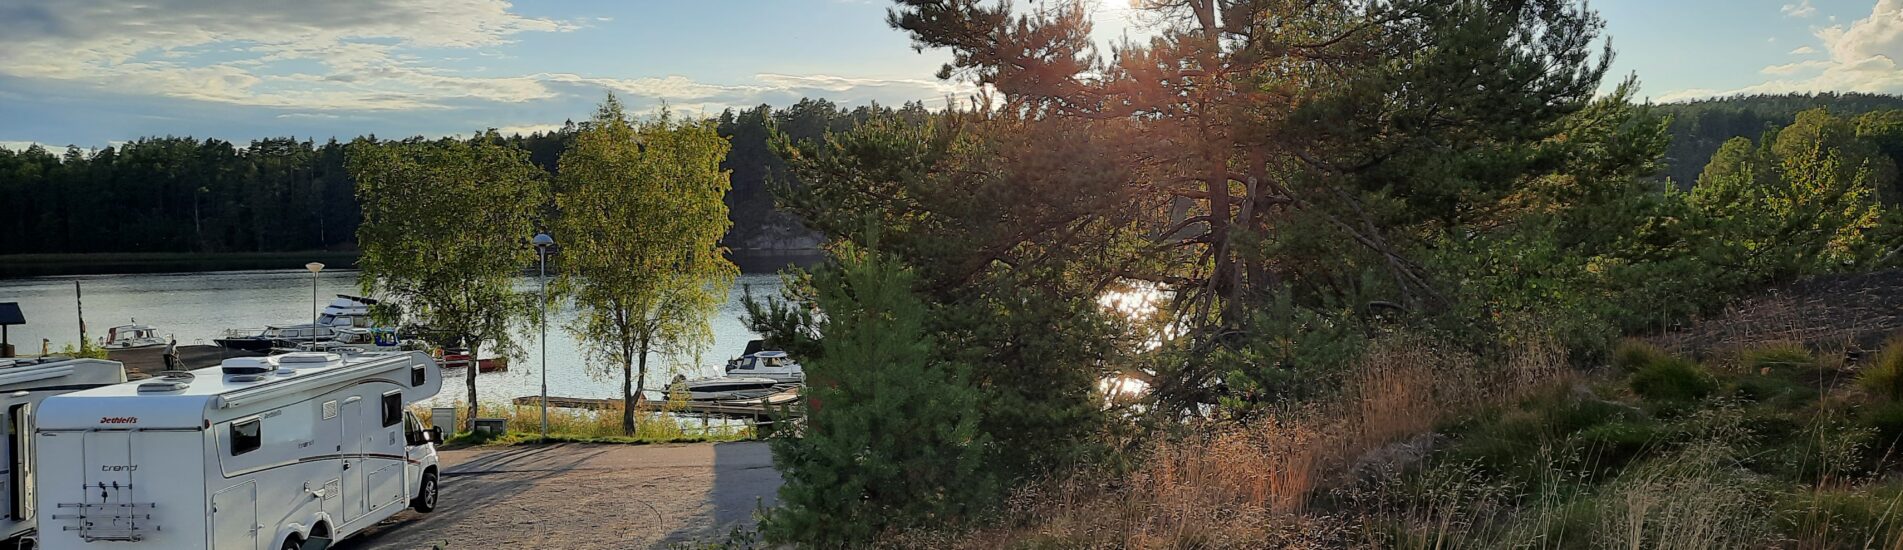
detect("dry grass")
[941,330,1573,549]
[1648,270,1903,362]
[415,398,753,444]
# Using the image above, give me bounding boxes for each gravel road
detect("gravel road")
[337,441,780,549]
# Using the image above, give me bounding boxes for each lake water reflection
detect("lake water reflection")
[0,269,784,406]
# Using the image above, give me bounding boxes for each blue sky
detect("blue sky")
[2,0,1900,151]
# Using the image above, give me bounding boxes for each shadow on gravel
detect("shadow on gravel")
[335,443,607,549]
[661,441,782,545]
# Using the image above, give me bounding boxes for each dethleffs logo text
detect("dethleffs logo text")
[99,416,137,424]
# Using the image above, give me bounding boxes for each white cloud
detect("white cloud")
[0,0,576,110]
[0,141,48,152]
[1783,0,1819,18]
[1760,60,1833,75]
[492,123,564,136]
[1661,0,1903,101]
[0,1,976,119]
[1791,45,1820,54]
[1656,88,1723,103]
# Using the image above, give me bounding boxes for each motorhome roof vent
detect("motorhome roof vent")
[220,357,275,375]
[138,371,195,393]
[277,352,342,368]
[227,373,268,383]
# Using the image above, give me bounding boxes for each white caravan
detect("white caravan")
[32,351,445,550]
[0,358,128,548]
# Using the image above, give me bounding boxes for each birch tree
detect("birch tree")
[555,94,738,435]
[349,135,546,429]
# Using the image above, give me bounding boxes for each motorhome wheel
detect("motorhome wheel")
[413,470,439,513]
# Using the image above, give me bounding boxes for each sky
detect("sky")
[1,0,1900,151]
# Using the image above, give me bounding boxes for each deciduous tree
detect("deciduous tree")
[348,135,546,429]
[553,94,737,434]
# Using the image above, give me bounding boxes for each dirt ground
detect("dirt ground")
[337,441,781,550]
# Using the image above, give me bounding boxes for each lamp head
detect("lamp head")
[532,233,554,249]
[305,262,325,274]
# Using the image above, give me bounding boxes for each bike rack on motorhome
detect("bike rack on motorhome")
[32,351,444,550]
[0,358,127,548]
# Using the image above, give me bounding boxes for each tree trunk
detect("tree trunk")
[465,338,480,432]
[622,342,637,436]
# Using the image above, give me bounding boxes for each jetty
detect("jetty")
[513,386,804,420]
[108,344,264,376]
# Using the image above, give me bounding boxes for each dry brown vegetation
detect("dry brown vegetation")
[906,281,1903,550]
[918,330,1572,549]
[1648,269,1903,361]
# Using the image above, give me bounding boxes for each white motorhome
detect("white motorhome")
[32,351,445,550]
[0,358,128,548]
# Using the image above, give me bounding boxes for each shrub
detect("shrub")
[1858,338,1903,401]
[1739,341,1816,371]
[1612,339,1669,373]
[1629,357,1717,402]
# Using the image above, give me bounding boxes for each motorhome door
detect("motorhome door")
[340,396,367,522]
[7,404,32,521]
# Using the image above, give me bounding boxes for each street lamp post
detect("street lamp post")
[532,233,554,443]
[305,262,325,350]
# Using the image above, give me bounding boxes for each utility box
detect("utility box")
[474,418,508,435]
[432,406,458,437]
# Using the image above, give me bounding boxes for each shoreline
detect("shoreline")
[0,249,826,278]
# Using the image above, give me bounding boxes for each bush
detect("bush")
[1857,338,1903,401]
[1629,357,1717,402]
[1739,341,1816,371]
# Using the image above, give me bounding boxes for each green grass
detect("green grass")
[1859,338,1903,401]
[1739,341,1817,371]
[1629,356,1717,403]
[1381,341,1903,548]
[1612,339,1670,373]
[1776,481,1903,550]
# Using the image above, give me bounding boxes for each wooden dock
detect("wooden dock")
[513,387,805,419]
[108,344,263,377]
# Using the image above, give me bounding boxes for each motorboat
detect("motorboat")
[723,350,804,383]
[438,348,508,372]
[99,322,167,350]
[669,375,783,401]
[275,327,414,354]
[215,324,337,352]
[216,294,383,351]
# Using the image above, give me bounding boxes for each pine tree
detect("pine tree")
[763,246,994,547]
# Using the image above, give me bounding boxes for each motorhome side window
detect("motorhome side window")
[231,419,261,455]
[382,392,401,427]
[411,363,426,386]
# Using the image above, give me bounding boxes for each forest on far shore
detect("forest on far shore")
[0,99,929,257]
[1,92,1897,259]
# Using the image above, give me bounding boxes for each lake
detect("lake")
[0,269,785,407]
